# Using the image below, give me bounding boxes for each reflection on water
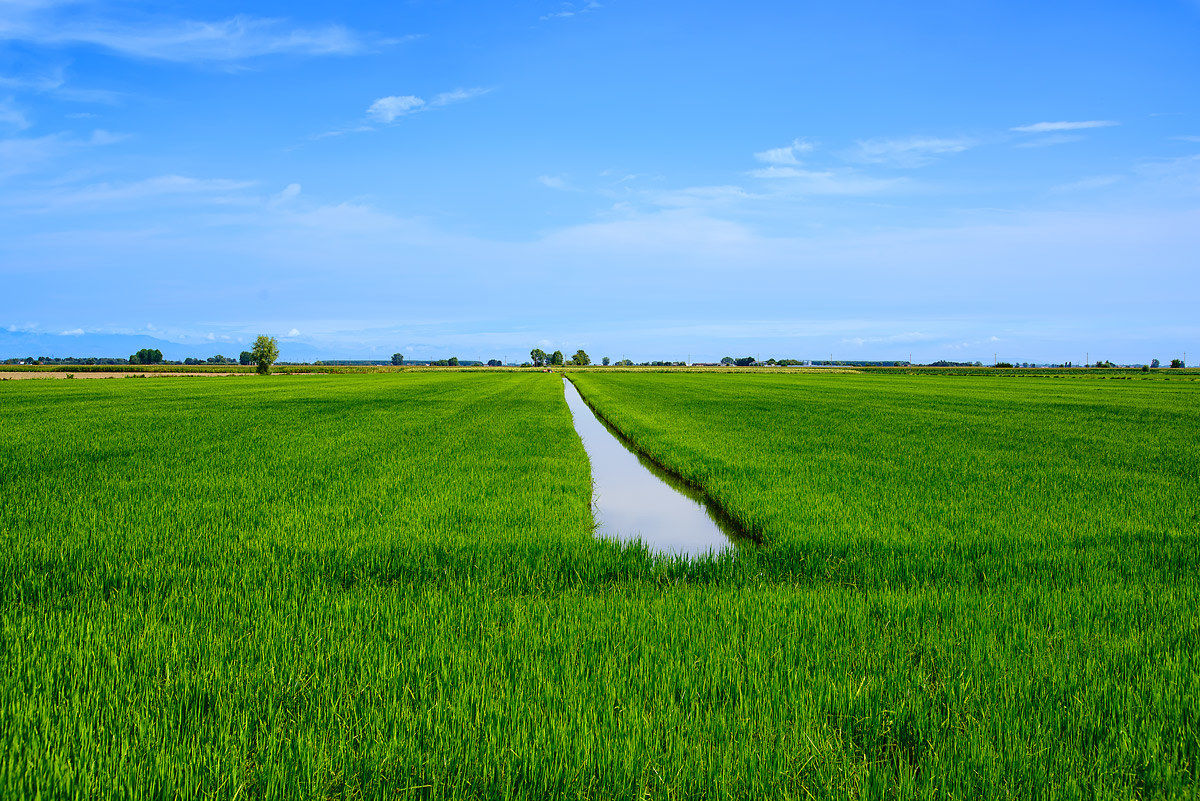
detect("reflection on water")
[562,376,747,556]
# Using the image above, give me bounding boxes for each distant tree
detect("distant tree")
[486,359,502,367]
[571,349,591,366]
[734,356,755,367]
[447,357,459,367]
[765,358,777,365]
[720,357,735,366]
[616,359,634,366]
[184,357,201,365]
[391,353,404,365]
[1171,358,1185,368]
[129,348,163,365]
[250,335,279,375]
[1142,365,1150,372]
[530,348,546,367]
[550,350,564,365]
[994,362,1014,368]
[1151,358,1160,368]
[239,350,253,366]
[601,356,610,366]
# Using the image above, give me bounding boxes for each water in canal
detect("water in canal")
[562,377,745,556]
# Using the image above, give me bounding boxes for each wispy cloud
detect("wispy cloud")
[842,331,932,346]
[0,128,123,178]
[847,136,974,167]
[1050,175,1122,193]
[749,165,904,194]
[537,175,570,190]
[1011,120,1118,133]
[1,10,388,63]
[270,183,302,205]
[363,87,488,125]
[0,99,30,130]
[753,138,814,165]
[650,185,757,207]
[23,174,255,207]
[0,67,122,104]
[1014,134,1084,148]
[366,95,425,123]
[540,1,601,20]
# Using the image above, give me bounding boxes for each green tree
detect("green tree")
[720,357,735,366]
[571,349,591,366]
[1151,358,1160,368]
[550,350,564,366]
[129,348,163,365]
[447,357,459,367]
[530,348,546,367]
[239,351,253,366]
[391,353,404,365]
[601,356,610,366]
[1171,358,1184,368]
[250,335,279,375]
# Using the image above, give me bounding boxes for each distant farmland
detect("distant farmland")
[2,370,1196,798]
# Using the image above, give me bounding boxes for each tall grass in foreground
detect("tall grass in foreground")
[1,371,1197,798]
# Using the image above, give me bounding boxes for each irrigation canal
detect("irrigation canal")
[562,376,745,556]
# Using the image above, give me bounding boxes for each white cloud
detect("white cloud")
[842,331,932,346]
[27,174,254,206]
[364,88,486,124]
[650,184,756,208]
[367,95,425,123]
[848,136,974,167]
[1014,134,1084,148]
[60,327,84,335]
[1011,120,1118,133]
[538,175,569,190]
[0,68,121,104]
[540,2,601,20]
[1134,154,1200,192]
[0,99,29,130]
[1,12,377,63]
[271,183,302,205]
[430,88,489,107]
[748,165,904,194]
[0,128,123,178]
[753,138,814,165]
[1050,175,1122,193]
[287,328,301,336]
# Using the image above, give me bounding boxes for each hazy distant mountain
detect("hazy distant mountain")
[1,330,326,363]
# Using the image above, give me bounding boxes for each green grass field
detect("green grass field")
[2,371,1197,798]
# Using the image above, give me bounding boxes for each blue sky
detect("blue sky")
[1,0,1198,363]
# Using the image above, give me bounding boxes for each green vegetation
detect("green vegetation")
[251,334,280,374]
[2,370,1197,798]
[570,370,1200,797]
[128,347,164,365]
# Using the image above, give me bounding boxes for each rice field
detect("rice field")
[2,370,1197,798]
